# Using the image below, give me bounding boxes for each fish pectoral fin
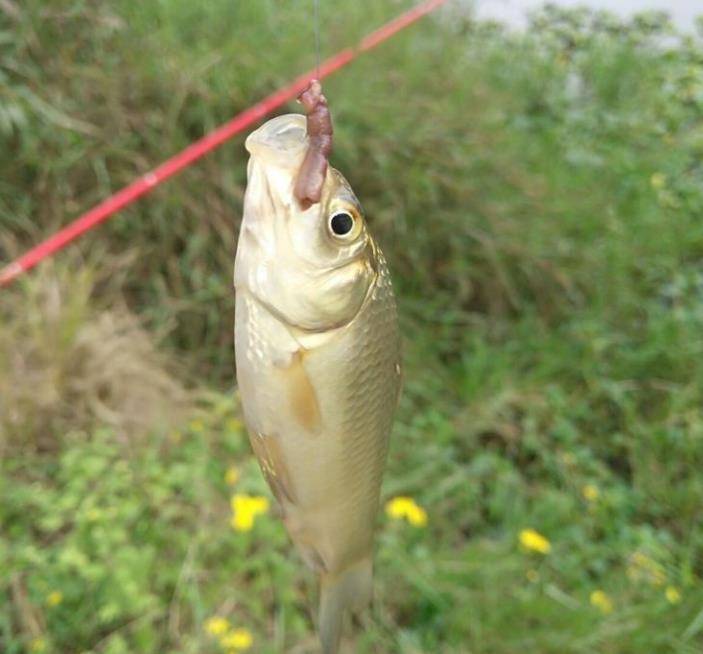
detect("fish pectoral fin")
[277,349,321,434]
[319,557,373,654]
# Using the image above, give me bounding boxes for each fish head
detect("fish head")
[237,113,377,331]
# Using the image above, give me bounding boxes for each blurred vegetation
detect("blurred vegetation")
[2,1,703,652]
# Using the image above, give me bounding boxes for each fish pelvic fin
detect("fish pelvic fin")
[319,557,373,654]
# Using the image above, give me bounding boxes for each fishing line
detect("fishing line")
[314,0,321,79]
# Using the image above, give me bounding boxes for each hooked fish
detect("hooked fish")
[234,82,401,653]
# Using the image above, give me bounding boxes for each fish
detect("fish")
[233,89,401,653]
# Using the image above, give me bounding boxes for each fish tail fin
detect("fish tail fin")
[319,557,373,654]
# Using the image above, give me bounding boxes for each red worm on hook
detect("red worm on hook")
[294,79,333,210]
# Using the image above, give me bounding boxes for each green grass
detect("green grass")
[2,1,703,652]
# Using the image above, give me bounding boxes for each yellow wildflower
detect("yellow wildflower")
[385,496,428,527]
[590,590,613,614]
[230,494,269,532]
[582,484,599,502]
[226,418,243,433]
[189,419,205,433]
[526,569,539,582]
[204,616,230,637]
[519,528,551,554]
[225,465,240,486]
[650,172,666,189]
[29,638,46,653]
[406,504,427,527]
[665,586,681,604]
[627,552,666,586]
[85,508,102,522]
[220,627,253,651]
[169,430,182,443]
[46,591,63,607]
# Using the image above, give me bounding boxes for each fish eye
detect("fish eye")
[329,211,355,238]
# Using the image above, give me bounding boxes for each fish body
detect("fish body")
[234,114,401,653]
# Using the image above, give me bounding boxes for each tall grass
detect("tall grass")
[2,2,703,653]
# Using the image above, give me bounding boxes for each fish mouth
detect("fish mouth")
[245,114,308,166]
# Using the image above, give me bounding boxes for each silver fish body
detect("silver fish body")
[234,114,401,653]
